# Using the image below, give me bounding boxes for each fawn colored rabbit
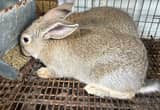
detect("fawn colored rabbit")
[20,3,160,99]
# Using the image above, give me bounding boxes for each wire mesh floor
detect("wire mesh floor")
[0,39,160,110]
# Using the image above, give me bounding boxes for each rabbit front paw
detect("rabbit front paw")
[36,67,54,79]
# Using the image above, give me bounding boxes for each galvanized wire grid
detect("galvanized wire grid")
[0,39,160,110]
[73,0,160,39]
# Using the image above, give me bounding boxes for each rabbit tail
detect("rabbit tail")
[138,79,160,93]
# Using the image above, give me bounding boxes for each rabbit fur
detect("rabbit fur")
[20,3,159,99]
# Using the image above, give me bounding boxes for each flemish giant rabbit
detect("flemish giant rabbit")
[20,3,160,99]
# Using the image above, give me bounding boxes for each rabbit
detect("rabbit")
[20,3,160,99]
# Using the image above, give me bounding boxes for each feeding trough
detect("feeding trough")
[0,0,36,57]
[0,0,36,80]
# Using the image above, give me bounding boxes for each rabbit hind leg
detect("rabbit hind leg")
[84,83,135,99]
[36,67,55,78]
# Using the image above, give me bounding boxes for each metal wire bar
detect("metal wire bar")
[147,0,160,38]
[132,0,138,18]
[113,0,116,7]
[105,0,108,7]
[140,0,153,38]
[77,0,79,12]
[84,0,87,10]
[120,0,123,9]
[126,0,130,12]
[154,19,160,38]
[137,0,145,30]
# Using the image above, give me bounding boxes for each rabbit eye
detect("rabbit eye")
[24,37,28,42]
[23,37,29,43]
[21,34,31,44]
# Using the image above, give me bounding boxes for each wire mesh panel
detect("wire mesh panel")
[73,0,160,39]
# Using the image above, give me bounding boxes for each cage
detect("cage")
[0,0,160,110]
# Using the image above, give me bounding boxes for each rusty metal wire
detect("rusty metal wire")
[0,0,160,110]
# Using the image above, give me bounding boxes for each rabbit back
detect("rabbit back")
[67,7,138,37]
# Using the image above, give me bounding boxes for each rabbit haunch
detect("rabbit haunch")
[20,3,160,99]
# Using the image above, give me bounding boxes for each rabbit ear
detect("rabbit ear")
[42,22,79,39]
[43,3,73,21]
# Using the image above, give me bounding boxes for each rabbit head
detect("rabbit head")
[20,3,79,59]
